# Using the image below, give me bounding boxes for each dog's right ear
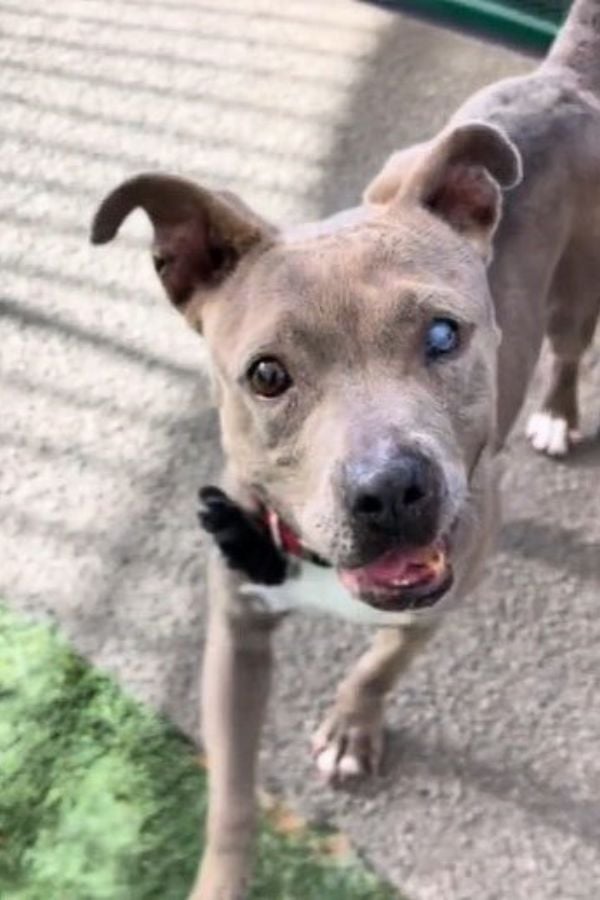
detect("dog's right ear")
[91,173,274,324]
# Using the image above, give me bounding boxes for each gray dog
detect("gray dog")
[92,1,600,896]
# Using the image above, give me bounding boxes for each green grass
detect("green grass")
[0,605,397,900]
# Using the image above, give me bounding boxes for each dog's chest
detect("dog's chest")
[239,560,422,627]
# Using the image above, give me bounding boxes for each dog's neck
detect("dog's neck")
[264,508,330,568]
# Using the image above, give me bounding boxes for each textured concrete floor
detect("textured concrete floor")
[1,1,599,898]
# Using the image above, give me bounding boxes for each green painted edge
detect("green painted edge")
[380,0,566,51]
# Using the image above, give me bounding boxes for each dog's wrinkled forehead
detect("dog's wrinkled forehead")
[203,212,493,369]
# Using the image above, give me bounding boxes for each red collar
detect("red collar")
[265,509,330,567]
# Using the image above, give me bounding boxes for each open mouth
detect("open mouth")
[338,539,453,612]
[263,502,454,613]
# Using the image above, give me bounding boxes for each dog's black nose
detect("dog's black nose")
[343,448,441,545]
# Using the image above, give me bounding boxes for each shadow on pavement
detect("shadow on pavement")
[380,731,600,851]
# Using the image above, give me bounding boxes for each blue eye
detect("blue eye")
[425,318,460,361]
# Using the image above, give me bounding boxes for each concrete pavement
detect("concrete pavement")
[1,1,599,898]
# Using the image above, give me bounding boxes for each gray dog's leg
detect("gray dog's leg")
[312,624,437,782]
[527,249,600,456]
[191,561,276,900]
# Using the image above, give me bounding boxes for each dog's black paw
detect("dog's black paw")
[198,486,288,586]
[198,486,245,535]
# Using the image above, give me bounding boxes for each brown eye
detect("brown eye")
[247,357,292,398]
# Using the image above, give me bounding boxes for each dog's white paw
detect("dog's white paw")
[526,411,580,457]
[311,710,384,784]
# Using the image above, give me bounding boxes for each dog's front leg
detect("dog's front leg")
[191,558,276,900]
[312,624,437,783]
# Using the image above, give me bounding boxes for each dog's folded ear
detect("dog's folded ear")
[91,173,274,322]
[365,122,522,260]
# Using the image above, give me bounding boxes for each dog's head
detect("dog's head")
[92,121,521,613]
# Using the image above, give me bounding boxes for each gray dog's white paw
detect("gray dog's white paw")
[311,711,384,784]
[526,411,581,457]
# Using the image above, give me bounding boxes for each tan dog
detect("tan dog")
[92,2,600,897]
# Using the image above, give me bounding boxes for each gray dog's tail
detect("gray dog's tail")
[545,0,600,93]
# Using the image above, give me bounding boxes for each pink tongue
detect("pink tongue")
[339,543,441,594]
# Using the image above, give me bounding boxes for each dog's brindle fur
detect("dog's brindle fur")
[92,3,600,896]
